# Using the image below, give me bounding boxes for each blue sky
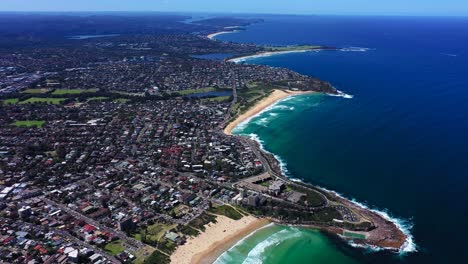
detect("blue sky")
[0,0,467,16]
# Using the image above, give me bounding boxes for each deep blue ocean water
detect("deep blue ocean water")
[217,15,468,263]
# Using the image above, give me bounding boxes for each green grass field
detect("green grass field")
[22,88,50,94]
[52,88,97,95]
[12,120,46,128]
[202,96,231,102]
[2,98,19,104]
[135,223,177,244]
[104,240,125,256]
[175,87,216,95]
[20,98,66,104]
[87,96,109,102]
[114,98,130,103]
[209,205,243,220]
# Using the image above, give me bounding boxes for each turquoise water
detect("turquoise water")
[215,15,468,264]
[215,224,358,264]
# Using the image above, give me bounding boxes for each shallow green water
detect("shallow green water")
[214,224,358,264]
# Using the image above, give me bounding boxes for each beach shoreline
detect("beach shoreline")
[227,49,320,63]
[170,215,270,264]
[221,90,410,253]
[207,30,239,40]
[223,89,315,135]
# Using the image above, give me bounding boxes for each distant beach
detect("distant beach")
[207,31,239,40]
[227,49,319,63]
[224,89,315,135]
[171,215,269,264]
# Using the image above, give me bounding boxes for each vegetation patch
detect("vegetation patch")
[157,239,177,254]
[188,212,217,231]
[201,96,231,102]
[87,96,109,102]
[104,240,125,256]
[19,97,66,104]
[2,98,19,104]
[12,120,46,128]
[177,225,200,237]
[289,185,326,207]
[209,205,243,220]
[174,87,216,95]
[142,250,170,264]
[22,88,51,94]
[52,88,98,95]
[136,223,177,245]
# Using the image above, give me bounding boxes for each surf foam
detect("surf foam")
[328,89,354,99]
[318,187,417,255]
[213,223,275,264]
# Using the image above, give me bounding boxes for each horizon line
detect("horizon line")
[0,10,467,18]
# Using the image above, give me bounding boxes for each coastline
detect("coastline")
[171,215,270,264]
[223,89,315,135]
[227,49,320,63]
[222,90,411,253]
[207,30,239,40]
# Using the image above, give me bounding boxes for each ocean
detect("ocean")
[214,15,468,263]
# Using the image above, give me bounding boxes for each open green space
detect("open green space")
[174,87,216,95]
[177,224,200,237]
[52,88,98,95]
[19,97,66,104]
[104,240,125,256]
[140,250,170,264]
[135,223,177,245]
[12,120,46,128]
[289,184,326,207]
[157,239,177,254]
[202,96,231,103]
[209,205,243,220]
[2,98,19,104]
[87,96,109,102]
[22,88,50,94]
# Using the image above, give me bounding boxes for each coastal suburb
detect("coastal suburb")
[0,14,408,264]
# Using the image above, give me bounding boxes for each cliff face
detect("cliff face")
[308,79,336,94]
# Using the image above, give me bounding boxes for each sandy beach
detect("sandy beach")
[171,215,270,264]
[207,31,238,40]
[227,49,318,63]
[224,89,315,135]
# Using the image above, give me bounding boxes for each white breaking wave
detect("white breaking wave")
[241,228,302,264]
[245,133,290,176]
[214,223,276,264]
[328,89,354,99]
[232,96,293,133]
[318,187,417,254]
[340,47,373,52]
[254,117,269,127]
